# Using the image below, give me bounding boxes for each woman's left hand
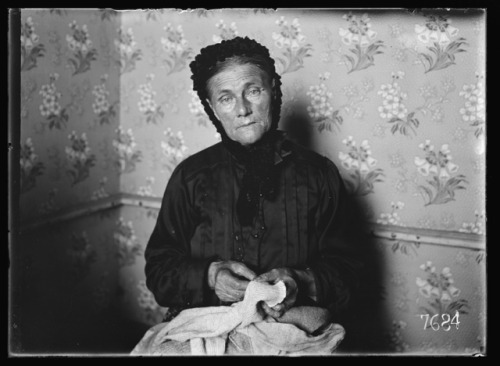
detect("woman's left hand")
[254,268,298,318]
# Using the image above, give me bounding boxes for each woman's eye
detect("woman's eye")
[219,96,233,104]
[247,88,261,96]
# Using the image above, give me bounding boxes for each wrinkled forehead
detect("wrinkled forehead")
[208,55,271,81]
[206,59,272,96]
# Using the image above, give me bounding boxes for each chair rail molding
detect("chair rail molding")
[19,193,486,251]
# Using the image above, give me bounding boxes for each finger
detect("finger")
[215,274,246,302]
[282,284,298,310]
[253,273,268,282]
[271,303,285,313]
[254,270,278,283]
[262,302,284,317]
[261,302,284,318]
[230,263,257,281]
[226,272,251,291]
[216,287,244,302]
[217,269,250,292]
[233,278,250,292]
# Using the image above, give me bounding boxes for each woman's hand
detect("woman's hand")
[208,260,257,303]
[254,268,299,318]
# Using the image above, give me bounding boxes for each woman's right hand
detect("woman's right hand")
[208,260,257,303]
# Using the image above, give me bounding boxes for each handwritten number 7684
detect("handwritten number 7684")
[419,312,460,331]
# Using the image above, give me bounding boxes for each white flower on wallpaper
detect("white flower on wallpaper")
[459,210,485,235]
[161,128,188,172]
[66,20,98,75]
[212,19,239,43]
[377,71,420,137]
[376,74,456,138]
[416,262,470,320]
[39,188,58,214]
[188,90,211,127]
[459,74,485,138]
[160,23,193,75]
[306,72,342,133]
[137,176,156,197]
[138,73,164,124]
[65,131,96,186]
[377,201,406,226]
[338,12,385,73]
[112,127,142,174]
[114,27,143,74]
[114,217,143,268]
[272,16,313,75]
[39,73,69,130]
[92,74,118,125]
[21,16,45,72]
[20,137,45,194]
[414,15,468,73]
[90,177,110,201]
[67,231,97,283]
[136,280,165,326]
[414,141,467,206]
[338,136,384,196]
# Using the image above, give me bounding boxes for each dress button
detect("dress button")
[253,233,259,239]
[261,226,266,231]
[235,235,239,241]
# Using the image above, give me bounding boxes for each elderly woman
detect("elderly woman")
[141,37,362,354]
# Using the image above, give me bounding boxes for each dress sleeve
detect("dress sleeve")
[307,158,364,316]
[144,163,217,308]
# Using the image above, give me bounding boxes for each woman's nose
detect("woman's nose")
[235,96,252,117]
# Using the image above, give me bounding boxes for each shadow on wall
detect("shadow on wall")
[10,218,150,355]
[338,196,390,353]
[280,98,313,149]
[282,105,390,354]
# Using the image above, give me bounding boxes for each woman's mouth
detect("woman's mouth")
[238,121,257,129]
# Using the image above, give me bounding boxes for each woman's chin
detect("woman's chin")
[234,128,267,146]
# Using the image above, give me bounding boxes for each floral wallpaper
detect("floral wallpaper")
[15,8,486,355]
[19,9,122,220]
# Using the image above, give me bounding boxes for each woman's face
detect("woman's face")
[206,62,274,146]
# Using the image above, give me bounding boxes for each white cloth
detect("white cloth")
[131,280,345,356]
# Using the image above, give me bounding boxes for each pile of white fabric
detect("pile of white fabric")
[131,280,345,355]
